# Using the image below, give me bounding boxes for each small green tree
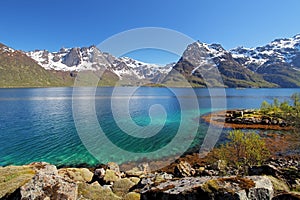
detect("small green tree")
[214,130,270,172]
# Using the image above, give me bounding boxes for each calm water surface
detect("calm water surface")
[0,87,299,166]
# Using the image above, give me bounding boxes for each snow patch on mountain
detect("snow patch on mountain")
[0,44,15,54]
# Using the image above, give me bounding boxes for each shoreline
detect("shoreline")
[201,110,293,131]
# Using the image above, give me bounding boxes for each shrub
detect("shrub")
[214,130,270,172]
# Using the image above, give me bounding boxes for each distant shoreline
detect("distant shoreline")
[1,86,300,89]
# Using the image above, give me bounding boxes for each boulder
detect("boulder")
[58,168,93,183]
[174,161,196,177]
[247,176,274,200]
[20,162,78,200]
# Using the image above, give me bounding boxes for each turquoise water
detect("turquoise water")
[0,87,299,167]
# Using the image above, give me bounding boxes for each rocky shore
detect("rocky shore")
[1,157,299,200]
[201,110,293,130]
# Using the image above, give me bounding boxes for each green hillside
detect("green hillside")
[0,44,74,87]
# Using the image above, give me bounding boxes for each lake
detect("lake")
[0,87,299,167]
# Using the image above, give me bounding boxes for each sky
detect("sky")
[1,0,300,64]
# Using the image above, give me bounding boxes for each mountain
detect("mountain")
[163,41,277,88]
[1,34,300,88]
[26,46,172,86]
[164,34,300,88]
[0,43,74,87]
[231,34,300,87]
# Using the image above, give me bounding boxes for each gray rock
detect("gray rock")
[20,162,77,200]
[140,176,212,199]
[141,176,274,200]
[248,176,274,200]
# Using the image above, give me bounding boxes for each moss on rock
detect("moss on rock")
[0,165,36,198]
[78,182,121,200]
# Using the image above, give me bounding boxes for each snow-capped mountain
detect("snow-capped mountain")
[229,34,300,87]
[26,46,173,82]
[163,41,274,88]
[231,34,300,71]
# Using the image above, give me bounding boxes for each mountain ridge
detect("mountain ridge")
[1,33,300,88]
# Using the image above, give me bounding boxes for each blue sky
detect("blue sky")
[1,0,300,64]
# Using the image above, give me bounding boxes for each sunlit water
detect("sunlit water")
[0,87,299,166]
